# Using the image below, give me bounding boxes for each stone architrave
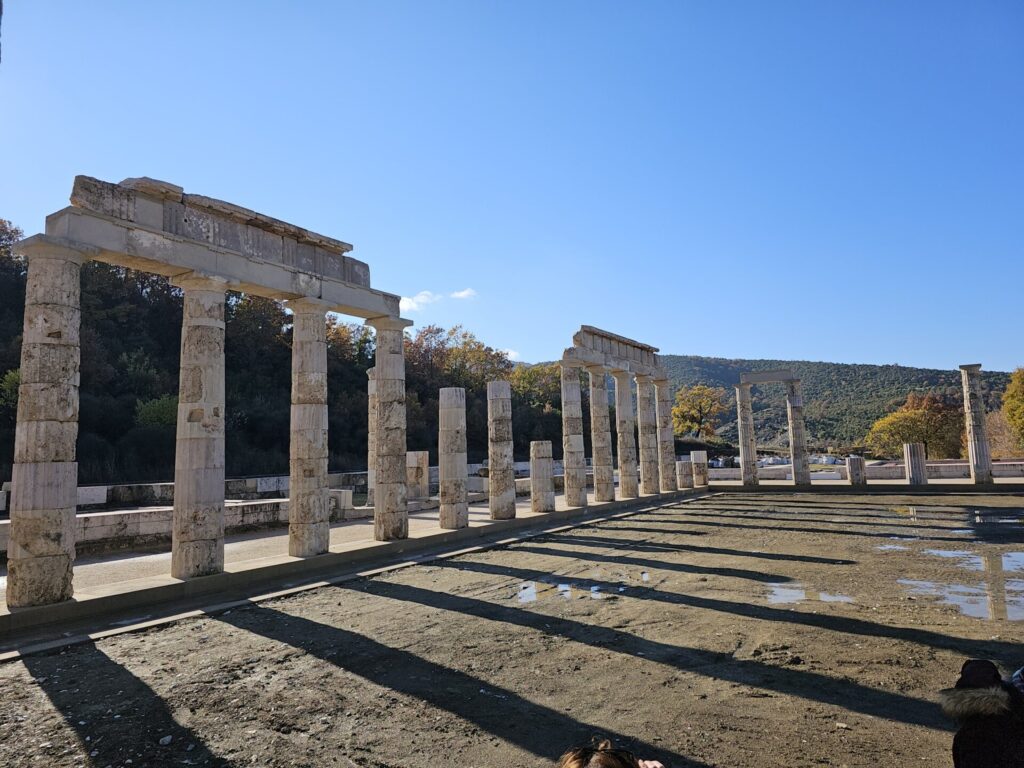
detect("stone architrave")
[366,368,376,507]
[847,456,866,486]
[586,365,615,502]
[654,378,678,492]
[736,383,758,487]
[487,380,516,520]
[676,459,694,489]
[171,273,228,579]
[560,365,588,508]
[904,443,927,485]
[7,238,84,608]
[786,380,811,486]
[635,374,660,494]
[530,440,555,514]
[287,299,330,558]
[611,370,639,499]
[406,451,430,500]
[691,450,709,487]
[960,364,993,484]
[439,387,469,529]
[368,317,411,540]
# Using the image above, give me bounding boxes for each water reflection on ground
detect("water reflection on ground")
[766,583,854,605]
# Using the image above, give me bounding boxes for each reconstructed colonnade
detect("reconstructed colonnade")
[560,326,677,507]
[734,370,810,487]
[9,176,412,608]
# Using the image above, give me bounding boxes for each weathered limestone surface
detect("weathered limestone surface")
[736,383,758,487]
[691,450,709,487]
[676,459,694,489]
[654,379,677,492]
[611,371,639,498]
[406,451,430,500]
[960,364,993,484]
[786,381,811,486]
[586,366,615,502]
[904,443,928,485]
[439,387,469,529]
[287,299,329,557]
[530,441,555,514]
[369,318,410,540]
[560,365,588,508]
[7,238,84,607]
[635,375,660,494]
[366,368,376,507]
[171,274,227,579]
[847,456,866,486]
[487,381,516,519]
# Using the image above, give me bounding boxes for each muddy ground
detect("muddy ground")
[1,491,1023,768]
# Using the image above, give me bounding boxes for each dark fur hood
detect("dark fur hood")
[940,686,1013,721]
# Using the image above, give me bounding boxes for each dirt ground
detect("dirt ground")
[1,491,1023,768]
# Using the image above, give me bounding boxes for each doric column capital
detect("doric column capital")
[959,363,983,373]
[365,315,413,332]
[287,297,332,316]
[634,373,652,383]
[170,272,229,293]
[14,234,93,264]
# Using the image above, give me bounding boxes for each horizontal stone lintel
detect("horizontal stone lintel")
[739,369,799,385]
[42,209,401,320]
[560,346,665,379]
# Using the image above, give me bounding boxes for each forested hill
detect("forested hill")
[661,355,1011,448]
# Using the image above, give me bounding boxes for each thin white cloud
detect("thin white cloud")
[450,288,477,300]
[503,349,521,361]
[399,290,443,313]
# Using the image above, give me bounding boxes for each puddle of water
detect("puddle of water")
[950,529,973,535]
[819,592,855,603]
[924,549,984,571]
[878,544,909,551]
[1008,580,1024,621]
[1004,553,1024,573]
[898,579,990,619]
[590,585,604,600]
[889,535,921,541]
[641,571,650,583]
[557,583,572,599]
[767,584,807,604]
[518,583,537,603]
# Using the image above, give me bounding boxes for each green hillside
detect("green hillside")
[660,355,1011,450]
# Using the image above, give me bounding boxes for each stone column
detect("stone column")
[904,442,927,485]
[586,365,615,502]
[560,364,587,508]
[439,387,468,528]
[530,440,555,514]
[635,374,660,494]
[611,370,639,499]
[736,383,758,487]
[406,451,430,500]
[367,317,410,540]
[960,364,993,484]
[171,273,227,580]
[847,456,866,486]
[691,450,709,487]
[365,368,376,507]
[785,380,811,486]
[487,380,516,519]
[654,378,678,492]
[287,299,329,558]
[676,459,694,489]
[7,237,83,608]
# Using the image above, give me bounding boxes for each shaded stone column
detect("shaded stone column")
[367,317,411,540]
[287,299,329,558]
[676,459,694,489]
[847,456,866,486]
[586,365,615,502]
[7,237,83,608]
[487,380,516,519]
[530,440,555,514]
[960,364,993,484]
[560,364,587,507]
[785,380,811,486]
[736,383,758,487]
[439,387,468,528]
[611,370,639,498]
[654,378,678,492]
[635,374,660,494]
[366,368,376,507]
[171,273,227,580]
[904,442,927,485]
[406,451,429,500]
[691,450,709,487]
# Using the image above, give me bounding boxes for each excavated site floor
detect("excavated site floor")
[1,491,1023,767]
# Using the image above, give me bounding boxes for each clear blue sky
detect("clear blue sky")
[2,1,1021,370]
